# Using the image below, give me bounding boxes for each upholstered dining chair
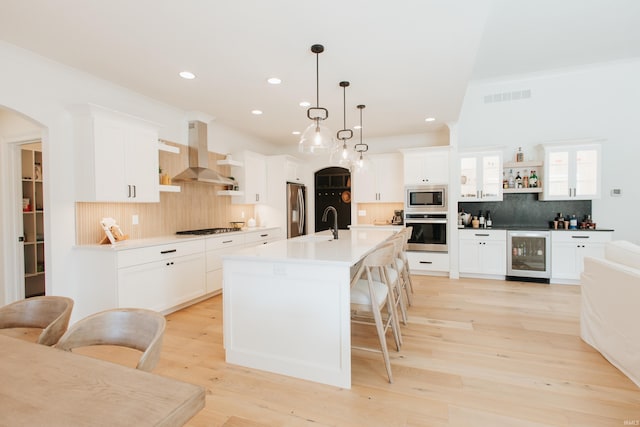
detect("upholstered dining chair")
[55,308,166,372]
[350,242,402,383]
[0,296,74,346]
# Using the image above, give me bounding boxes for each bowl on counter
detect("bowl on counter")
[230,221,245,230]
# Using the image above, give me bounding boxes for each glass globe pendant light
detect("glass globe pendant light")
[353,104,370,172]
[330,81,355,167]
[299,44,332,154]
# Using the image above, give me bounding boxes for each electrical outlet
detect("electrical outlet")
[358,210,367,217]
[132,214,139,225]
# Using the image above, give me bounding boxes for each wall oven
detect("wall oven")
[405,185,447,213]
[404,213,448,252]
[507,230,551,282]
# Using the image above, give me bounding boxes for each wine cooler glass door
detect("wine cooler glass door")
[507,231,551,279]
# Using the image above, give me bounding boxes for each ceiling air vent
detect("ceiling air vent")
[483,89,531,104]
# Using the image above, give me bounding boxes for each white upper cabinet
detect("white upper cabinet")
[459,150,503,201]
[284,156,305,184]
[540,142,601,201]
[353,153,403,203]
[74,105,160,203]
[232,150,267,204]
[401,147,449,185]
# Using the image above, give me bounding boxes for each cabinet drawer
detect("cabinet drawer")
[244,228,282,245]
[117,239,205,268]
[551,231,612,244]
[407,251,449,272]
[459,229,506,242]
[205,234,245,251]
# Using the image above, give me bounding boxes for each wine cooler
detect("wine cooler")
[507,230,551,282]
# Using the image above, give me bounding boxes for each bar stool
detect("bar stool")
[350,242,402,383]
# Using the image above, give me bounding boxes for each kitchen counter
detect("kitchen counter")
[458,226,614,232]
[74,227,280,251]
[222,228,396,389]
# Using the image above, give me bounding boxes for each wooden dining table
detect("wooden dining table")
[0,334,205,426]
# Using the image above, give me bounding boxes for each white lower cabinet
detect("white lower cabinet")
[73,239,205,319]
[205,234,245,294]
[118,250,205,311]
[550,230,612,283]
[459,229,506,276]
[206,228,284,293]
[406,251,450,274]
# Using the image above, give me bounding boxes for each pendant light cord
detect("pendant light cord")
[316,52,320,108]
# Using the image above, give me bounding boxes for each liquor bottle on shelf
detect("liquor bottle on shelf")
[486,211,492,228]
[508,169,515,189]
[478,211,485,228]
[516,147,524,162]
[515,171,522,188]
[502,171,508,189]
[529,170,538,188]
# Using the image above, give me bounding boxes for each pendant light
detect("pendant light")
[299,44,332,154]
[330,81,354,166]
[353,104,369,171]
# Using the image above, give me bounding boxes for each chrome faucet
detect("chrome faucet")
[322,206,339,240]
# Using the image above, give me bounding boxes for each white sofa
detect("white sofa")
[581,240,640,387]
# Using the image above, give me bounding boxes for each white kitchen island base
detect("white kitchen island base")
[222,229,396,389]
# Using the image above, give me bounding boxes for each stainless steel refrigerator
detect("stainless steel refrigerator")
[287,182,307,238]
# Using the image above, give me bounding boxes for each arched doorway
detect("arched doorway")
[314,167,351,232]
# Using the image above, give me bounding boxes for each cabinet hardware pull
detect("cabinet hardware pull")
[571,235,590,239]
[133,185,136,198]
[160,249,177,254]
[223,240,233,244]
[419,261,433,264]
[128,185,132,198]
[260,234,268,237]
[475,234,489,236]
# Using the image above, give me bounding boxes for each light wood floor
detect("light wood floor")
[93,277,640,425]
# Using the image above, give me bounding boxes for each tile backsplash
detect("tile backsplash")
[458,193,592,228]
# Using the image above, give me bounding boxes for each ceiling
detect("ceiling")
[1,0,639,146]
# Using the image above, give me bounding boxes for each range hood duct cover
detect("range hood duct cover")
[172,120,234,185]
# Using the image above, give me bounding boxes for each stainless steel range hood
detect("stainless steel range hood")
[172,120,234,185]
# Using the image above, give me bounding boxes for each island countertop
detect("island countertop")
[222,227,398,388]
[222,228,397,266]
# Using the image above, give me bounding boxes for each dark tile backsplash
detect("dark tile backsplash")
[458,193,591,228]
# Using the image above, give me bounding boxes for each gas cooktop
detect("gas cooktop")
[176,227,238,235]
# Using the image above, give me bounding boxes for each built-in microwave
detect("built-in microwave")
[405,185,447,213]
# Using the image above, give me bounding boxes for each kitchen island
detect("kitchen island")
[222,228,397,388]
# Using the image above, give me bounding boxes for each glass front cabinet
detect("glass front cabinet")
[539,142,601,201]
[459,150,503,202]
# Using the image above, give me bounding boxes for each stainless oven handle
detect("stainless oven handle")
[406,219,448,224]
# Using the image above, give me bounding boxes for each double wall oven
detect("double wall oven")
[404,185,448,252]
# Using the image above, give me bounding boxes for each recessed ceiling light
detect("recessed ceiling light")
[267,77,282,85]
[425,117,436,122]
[179,71,196,80]
[251,110,263,115]
[292,131,301,135]
[299,101,310,107]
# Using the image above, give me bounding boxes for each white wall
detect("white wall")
[458,59,640,244]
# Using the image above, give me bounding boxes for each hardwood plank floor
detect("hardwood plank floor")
[154,276,640,426]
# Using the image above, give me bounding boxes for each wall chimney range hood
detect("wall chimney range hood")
[172,120,234,185]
